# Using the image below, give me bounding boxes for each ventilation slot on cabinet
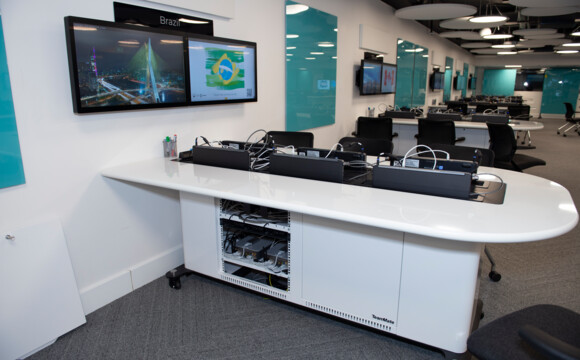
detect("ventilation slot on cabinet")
[220,274,288,300]
[305,301,394,333]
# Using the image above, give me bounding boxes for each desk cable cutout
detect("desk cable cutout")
[470,173,505,197]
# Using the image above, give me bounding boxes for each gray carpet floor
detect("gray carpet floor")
[30,117,580,360]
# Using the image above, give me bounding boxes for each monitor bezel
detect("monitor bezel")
[64,16,190,114]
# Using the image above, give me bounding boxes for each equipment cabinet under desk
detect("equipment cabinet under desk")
[101,158,577,359]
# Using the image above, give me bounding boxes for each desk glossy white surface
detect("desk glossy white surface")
[102,158,576,244]
[101,159,577,358]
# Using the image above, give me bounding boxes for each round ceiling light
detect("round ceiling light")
[521,6,580,17]
[509,0,579,6]
[441,17,506,30]
[483,34,513,40]
[469,15,508,23]
[394,3,477,20]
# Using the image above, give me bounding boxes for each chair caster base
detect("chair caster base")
[489,271,501,282]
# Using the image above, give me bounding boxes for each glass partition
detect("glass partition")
[443,57,453,103]
[541,68,580,115]
[285,1,337,131]
[482,69,516,96]
[395,39,428,109]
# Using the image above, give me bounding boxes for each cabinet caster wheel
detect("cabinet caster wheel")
[480,312,484,320]
[489,271,501,282]
[168,278,181,289]
[563,134,567,137]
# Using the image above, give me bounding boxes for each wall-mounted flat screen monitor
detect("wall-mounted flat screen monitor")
[381,63,397,94]
[469,75,476,90]
[358,59,382,95]
[187,35,257,105]
[430,71,444,90]
[64,16,188,114]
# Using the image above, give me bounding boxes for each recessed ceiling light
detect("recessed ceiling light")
[492,43,516,48]
[505,65,522,68]
[498,51,517,55]
[556,49,579,54]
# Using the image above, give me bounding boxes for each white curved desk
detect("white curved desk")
[102,159,577,358]
[391,118,544,155]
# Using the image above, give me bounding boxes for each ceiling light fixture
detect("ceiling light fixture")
[562,42,580,47]
[556,49,579,54]
[492,42,516,48]
[479,28,492,37]
[505,65,522,68]
[498,51,517,55]
[469,1,507,23]
[484,33,513,39]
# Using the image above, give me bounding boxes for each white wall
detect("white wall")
[0,0,478,313]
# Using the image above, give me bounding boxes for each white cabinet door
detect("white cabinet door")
[0,219,86,360]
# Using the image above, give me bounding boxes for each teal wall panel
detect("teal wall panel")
[482,69,516,97]
[285,1,337,131]
[541,68,580,115]
[443,57,453,103]
[0,16,25,189]
[395,40,427,109]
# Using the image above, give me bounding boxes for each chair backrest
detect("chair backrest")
[427,112,462,122]
[487,123,517,163]
[564,102,575,120]
[418,143,495,167]
[476,103,498,113]
[338,136,393,156]
[381,110,416,119]
[417,119,457,146]
[267,131,314,148]
[355,116,394,141]
[471,114,509,124]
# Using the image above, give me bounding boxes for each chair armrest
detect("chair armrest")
[519,324,580,360]
[392,132,399,138]
[455,136,466,143]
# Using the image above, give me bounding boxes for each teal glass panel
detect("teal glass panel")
[461,63,469,98]
[540,68,580,115]
[395,40,415,108]
[443,57,453,103]
[482,69,516,97]
[395,40,428,109]
[0,16,25,189]
[285,1,337,131]
[412,46,428,108]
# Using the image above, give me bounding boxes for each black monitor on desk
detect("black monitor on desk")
[427,112,462,122]
[447,101,468,115]
[269,153,344,183]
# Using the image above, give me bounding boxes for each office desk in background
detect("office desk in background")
[391,118,544,155]
[102,158,576,359]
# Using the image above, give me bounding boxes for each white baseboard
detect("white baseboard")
[79,246,184,315]
[130,245,184,290]
[79,271,133,315]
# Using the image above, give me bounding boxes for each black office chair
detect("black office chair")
[352,117,398,141]
[267,131,314,148]
[467,304,580,360]
[416,119,466,147]
[339,136,393,156]
[487,123,546,172]
[557,102,580,137]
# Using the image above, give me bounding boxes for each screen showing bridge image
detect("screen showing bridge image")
[65,17,187,113]
[188,36,257,104]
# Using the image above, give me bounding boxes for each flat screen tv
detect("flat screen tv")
[187,35,257,105]
[430,71,444,91]
[381,63,397,94]
[358,59,382,95]
[64,16,189,114]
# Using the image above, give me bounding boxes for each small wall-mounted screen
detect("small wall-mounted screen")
[381,63,397,94]
[359,59,382,95]
[430,71,444,90]
[188,36,257,104]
